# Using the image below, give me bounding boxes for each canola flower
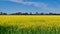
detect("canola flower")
[0,15,60,34]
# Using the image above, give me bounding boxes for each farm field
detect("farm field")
[0,15,60,34]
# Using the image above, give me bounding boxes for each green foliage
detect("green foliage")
[0,25,60,34]
[0,12,60,15]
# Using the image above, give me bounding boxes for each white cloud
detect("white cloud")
[10,0,60,13]
[10,0,23,2]
[10,0,48,9]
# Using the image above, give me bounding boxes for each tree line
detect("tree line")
[0,12,60,15]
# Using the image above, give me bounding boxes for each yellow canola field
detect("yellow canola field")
[0,15,60,28]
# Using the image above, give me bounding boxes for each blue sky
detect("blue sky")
[0,0,60,13]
